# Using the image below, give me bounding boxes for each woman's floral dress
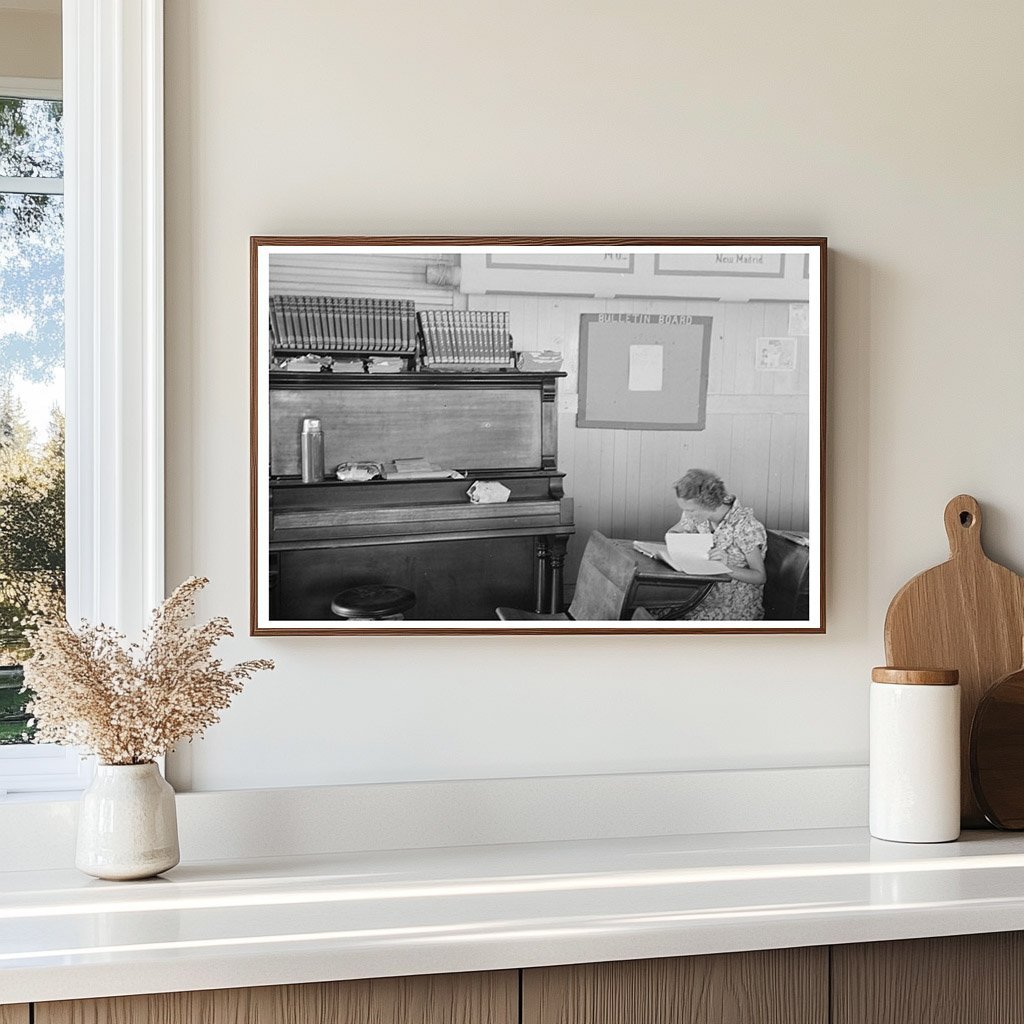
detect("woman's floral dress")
[663,504,768,620]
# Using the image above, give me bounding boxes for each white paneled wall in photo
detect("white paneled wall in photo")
[269,252,456,309]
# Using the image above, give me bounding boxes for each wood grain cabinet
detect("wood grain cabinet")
[19,934,1024,1024]
[35,972,517,1024]
[522,949,828,1024]
[832,933,1024,1024]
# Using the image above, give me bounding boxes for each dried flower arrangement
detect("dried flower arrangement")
[22,577,273,765]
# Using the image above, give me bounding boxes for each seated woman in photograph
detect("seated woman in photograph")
[659,468,768,621]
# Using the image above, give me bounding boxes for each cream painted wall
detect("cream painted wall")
[164,0,1024,791]
[0,9,60,80]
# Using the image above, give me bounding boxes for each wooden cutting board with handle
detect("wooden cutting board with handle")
[884,494,1024,827]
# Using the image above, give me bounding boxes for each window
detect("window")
[0,80,80,796]
[0,84,64,742]
[1,5,166,799]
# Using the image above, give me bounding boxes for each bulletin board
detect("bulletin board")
[577,313,713,430]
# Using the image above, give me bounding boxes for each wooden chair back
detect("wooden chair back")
[567,531,639,621]
[763,529,811,621]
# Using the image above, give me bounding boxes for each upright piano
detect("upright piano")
[268,371,575,620]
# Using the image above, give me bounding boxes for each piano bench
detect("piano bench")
[331,584,416,621]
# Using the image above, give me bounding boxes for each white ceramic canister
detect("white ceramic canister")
[870,667,961,843]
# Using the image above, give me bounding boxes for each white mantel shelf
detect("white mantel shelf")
[5,826,1024,1004]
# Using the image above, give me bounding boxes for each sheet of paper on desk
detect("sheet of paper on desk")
[664,533,731,574]
[633,537,731,575]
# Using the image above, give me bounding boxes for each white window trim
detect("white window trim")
[0,76,62,100]
[0,2,165,797]
[0,76,63,195]
[0,175,63,195]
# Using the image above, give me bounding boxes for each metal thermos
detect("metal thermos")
[300,417,325,483]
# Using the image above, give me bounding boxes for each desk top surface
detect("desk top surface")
[6,826,1024,1004]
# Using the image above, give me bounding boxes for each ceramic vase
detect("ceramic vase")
[76,762,180,880]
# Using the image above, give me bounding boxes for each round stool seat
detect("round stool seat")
[331,584,416,620]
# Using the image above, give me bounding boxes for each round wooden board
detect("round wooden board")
[971,663,1024,829]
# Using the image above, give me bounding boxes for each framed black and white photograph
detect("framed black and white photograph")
[250,237,826,634]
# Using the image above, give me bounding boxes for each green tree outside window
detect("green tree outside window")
[0,95,65,743]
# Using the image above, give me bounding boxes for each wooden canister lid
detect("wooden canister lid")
[871,667,959,686]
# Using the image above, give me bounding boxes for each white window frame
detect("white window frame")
[0,77,63,195]
[0,0,165,799]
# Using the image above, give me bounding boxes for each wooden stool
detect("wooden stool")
[331,584,416,621]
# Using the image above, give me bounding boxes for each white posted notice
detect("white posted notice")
[628,344,663,391]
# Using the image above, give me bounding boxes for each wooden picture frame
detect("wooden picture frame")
[250,237,827,635]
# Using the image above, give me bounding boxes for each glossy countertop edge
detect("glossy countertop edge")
[4,826,1024,1004]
